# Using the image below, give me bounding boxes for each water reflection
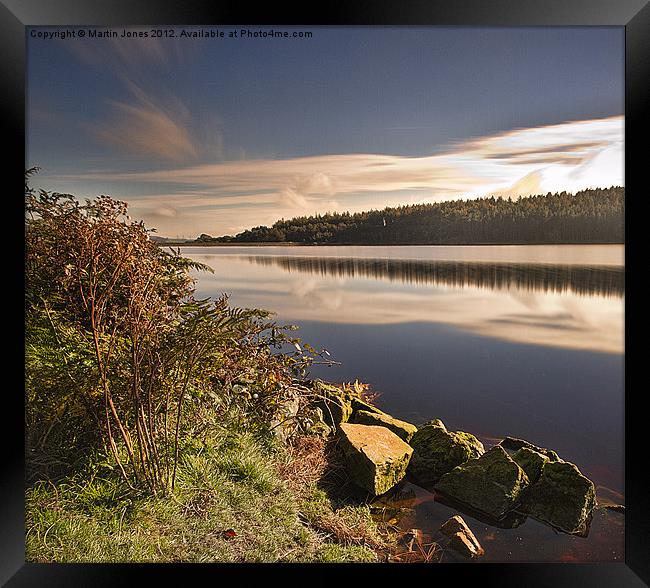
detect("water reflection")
[243,256,624,298]
[186,248,624,355]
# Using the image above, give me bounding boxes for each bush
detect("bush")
[25,170,313,494]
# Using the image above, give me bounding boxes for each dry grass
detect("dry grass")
[276,434,396,559]
[276,433,450,563]
[276,434,329,497]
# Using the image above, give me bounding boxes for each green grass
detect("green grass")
[26,430,388,563]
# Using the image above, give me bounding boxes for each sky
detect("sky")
[27,26,624,238]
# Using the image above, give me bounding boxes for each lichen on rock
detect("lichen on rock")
[311,380,353,430]
[511,446,549,484]
[520,459,596,535]
[338,423,413,496]
[434,445,529,520]
[350,396,384,417]
[407,419,485,483]
[299,406,332,437]
[353,409,417,442]
[499,437,560,462]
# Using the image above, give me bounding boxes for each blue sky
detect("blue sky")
[27,26,624,237]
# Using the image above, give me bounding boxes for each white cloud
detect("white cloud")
[51,115,624,236]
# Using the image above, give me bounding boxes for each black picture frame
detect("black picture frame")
[5,1,649,585]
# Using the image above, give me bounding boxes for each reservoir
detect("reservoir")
[182,244,625,562]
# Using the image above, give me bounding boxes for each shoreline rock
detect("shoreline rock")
[520,459,596,535]
[354,409,417,442]
[338,423,413,496]
[499,437,561,462]
[304,379,601,539]
[312,381,353,429]
[511,446,549,484]
[434,445,529,520]
[408,419,485,484]
[440,515,484,558]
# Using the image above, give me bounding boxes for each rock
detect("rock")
[408,420,485,483]
[434,445,530,520]
[520,460,596,535]
[448,532,483,558]
[300,406,332,437]
[269,393,301,442]
[511,447,549,483]
[439,515,484,558]
[338,423,413,496]
[354,409,418,442]
[604,504,625,514]
[350,396,384,416]
[499,437,560,462]
[312,381,353,430]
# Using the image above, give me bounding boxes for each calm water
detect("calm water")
[181,244,625,563]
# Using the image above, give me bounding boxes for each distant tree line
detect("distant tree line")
[197,186,624,245]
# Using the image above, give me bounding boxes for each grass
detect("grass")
[26,428,394,563]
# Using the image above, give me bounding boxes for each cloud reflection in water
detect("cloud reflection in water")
[187,247,624,355]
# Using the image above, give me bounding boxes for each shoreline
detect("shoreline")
[158,241,625,248]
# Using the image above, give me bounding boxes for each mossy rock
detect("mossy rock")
[338,423,413,496]
[499,437,560,462]
[520,460,596,535]
[350,396,384,417]
[300,407,332,438]
[512,447,549,483]
[311,381,353,429]
[434,445,530,520]
[408,420,484,483]
[353,410,417,442]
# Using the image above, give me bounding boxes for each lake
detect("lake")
[181,244,624,563]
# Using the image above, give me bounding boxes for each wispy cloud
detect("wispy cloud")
[92,84,200,162]
[50,115,623,236]
[64,34,215,164]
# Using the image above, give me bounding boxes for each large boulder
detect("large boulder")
[520,460,596,535]
[408,420,485,483]
[338,423,413,496]
[353,409,417,442]
[434,445,530,520]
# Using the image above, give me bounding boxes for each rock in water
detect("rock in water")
[434,445,530,520]
[338,423,413,496]
[521,460,596,535]
[511,446,549,484]
[439,515,484,558]
[354,409,418,442]
[408,420,485,483]
[499,437,561,462]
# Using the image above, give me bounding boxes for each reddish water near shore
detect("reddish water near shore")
[182,244,625,562]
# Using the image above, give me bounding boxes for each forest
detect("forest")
[199,187,624,245]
